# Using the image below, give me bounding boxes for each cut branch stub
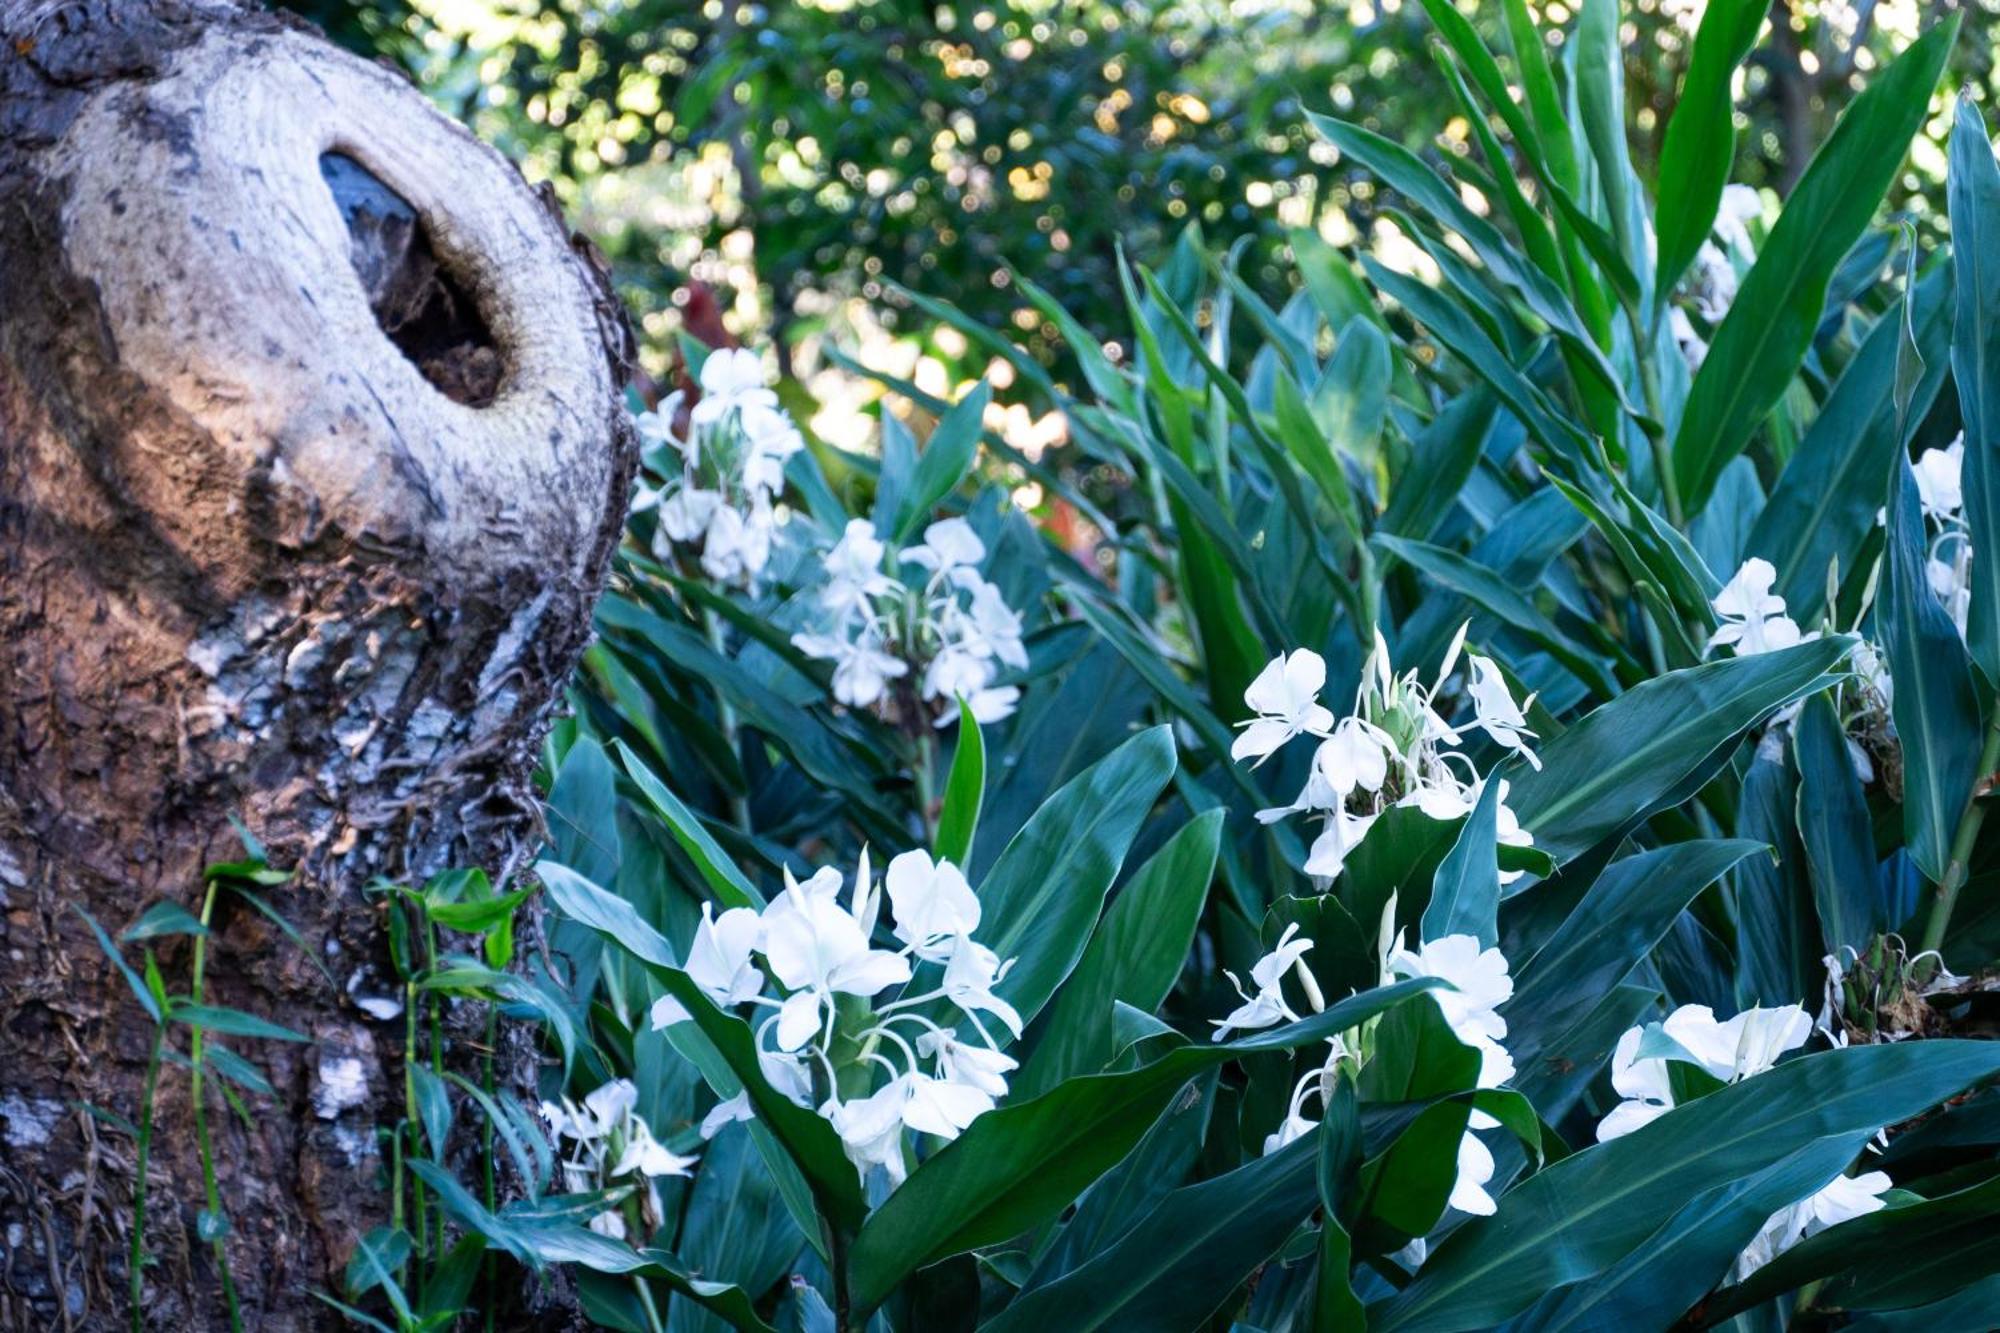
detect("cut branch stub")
[2,7,637,887]
[0,4,635,1326]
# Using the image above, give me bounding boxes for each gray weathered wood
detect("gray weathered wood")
[0,3,634,1325]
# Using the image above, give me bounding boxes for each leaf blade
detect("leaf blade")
[1672,19,1958,511]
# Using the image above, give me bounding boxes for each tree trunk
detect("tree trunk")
[0,3,636,1327]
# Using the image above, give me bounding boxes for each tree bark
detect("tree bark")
[0,3,636,1327]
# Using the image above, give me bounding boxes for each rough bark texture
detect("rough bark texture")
[0,2,636,1326]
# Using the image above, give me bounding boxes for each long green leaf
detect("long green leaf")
[1508,637,1853,862]
[411,1161,778,1333]
[1362,260,1601,480]
[1652,0,1767,303]
[1422,769,1502,948]
[1843,1276,2000,1330]
[1414,0,1639,315]
[979,1128,1323,1333]
[1314,1076,1368,1328]
[975,726,1176,1035]
[1574,0,1652,311]
[1511,1138,1860,1332]
[1671,18,1957,511]
[1514,984,1660,1120]
[1132,265,1349,593]
[1380,390,1496,545]
[1373,1040,2000,1332]
[122,901,209,942]
[1015,810,1222,1099]
[1498,0,1575,189]
[1372,534,1620,698]
[1505,840,1765,1067]
[1705,1173,2000,1323]
[1061,584,1289,836]
[596,599,897,828]
[171,1004,309,1043]
[1308,114,1627,411]
[893,381,991,543]
[76,907,163,1024]
[1747,263,1952,623]
[1879,451,1983,881]
[1127,402,1271,714]
[847,979,1440,1311]
[612,740,763,910]
[1731,739,1821,1008]
[1794,692,1885,953]
[1952,95,2000,684]
[1291,227,1391,336]
[934,700,986,867]
[1274,361,1365,541]
[1116,413,1294,648]
[1022,1073,1217,1288]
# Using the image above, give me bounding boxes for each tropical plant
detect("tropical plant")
[321,4,2000,1331]
[286,0,2000,381]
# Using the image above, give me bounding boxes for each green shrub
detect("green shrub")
[406,5,2000,1331]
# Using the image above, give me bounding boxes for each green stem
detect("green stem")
[633,1274,667,1333]
[424,918,444,1270]
[1647,428,1685,529]
[1355,537,1380,650]
[830,1221,855,1333]
[1627,305,1685,528]
[1918,703,2000,966]
[188,879,242,1332]
[130,1024,165,1333]
[1143,454,1173,539]
[915,728,940,847]
[704,607,754,832]
[404,944,427,1297]
[482,1006,497,1333]
[391,1113,405,1235]
[802,1054,861,1331]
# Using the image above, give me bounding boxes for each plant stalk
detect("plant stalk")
[830,1221,855,1333]
[129,1023,166,1333]
[424,915,444,1268]
[1355,536,1380,649]
[404,948,428,1297]
[1917,701,2000,968]
[1627,305,1685,528]
[633,1275,667,1333]
[482,1005,497,1333]
[704,606,754,832]
[916,727,940,847]
[188,878,242,1331]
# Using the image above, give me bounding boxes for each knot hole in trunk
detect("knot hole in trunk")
[320,151,504,408]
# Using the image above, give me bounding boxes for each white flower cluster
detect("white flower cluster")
[648,849,1021,1188]
[1707,552,1891,783]
[1596,1002,1813,1141]
[1233,630,1539,883]
[1671,184,1762,369]
[1708,558,1810,658]
[1595,1001,1890,1279]
[1385,934,1517,1217]
[1736,1169,1894,1278]
[1707,555,1901,688]
[792,517,1027,729]
[632,348,805,588]
[1724,437,1968,685]
[1219,920,1519,1228]
[541,1077,698,1241]
[1912,435,1971,636]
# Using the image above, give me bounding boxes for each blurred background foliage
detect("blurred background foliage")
[287,0,2000,449]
